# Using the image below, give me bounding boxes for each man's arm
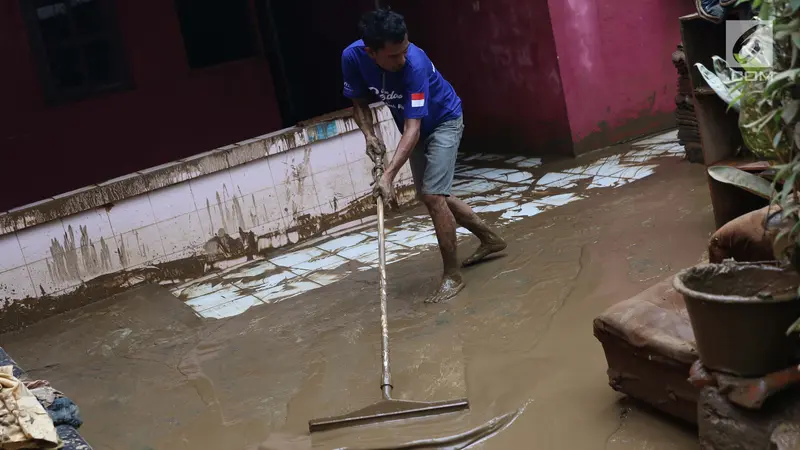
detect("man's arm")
[385,118,421,180]
[383,63,429,183]
[341,51,384,161]
[352,98,385,163]
[352,98,378,141]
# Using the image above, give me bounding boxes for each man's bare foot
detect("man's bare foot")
[424,274,465,304]
[462,235,507,267]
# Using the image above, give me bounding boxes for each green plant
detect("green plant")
[731,0,800,333]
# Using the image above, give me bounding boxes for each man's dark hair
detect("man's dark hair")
[359,9,407,51]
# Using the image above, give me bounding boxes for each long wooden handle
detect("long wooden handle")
[376,199,392,400]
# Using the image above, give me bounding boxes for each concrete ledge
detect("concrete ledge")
[0,103,390,236]
[0,102,415,332]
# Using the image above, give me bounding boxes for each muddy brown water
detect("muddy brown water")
[0,157,712,449]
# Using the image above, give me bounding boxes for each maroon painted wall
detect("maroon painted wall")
[547,0,696,154]
[392,0,575,157]
[0,0,283,212]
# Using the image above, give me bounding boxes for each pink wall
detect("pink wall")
[393,0,575,157]
[0,0,283,212]
[547,0,696,153]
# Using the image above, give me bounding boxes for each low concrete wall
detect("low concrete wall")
[0,103,414,331]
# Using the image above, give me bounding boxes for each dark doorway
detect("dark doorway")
[255,0,375,127]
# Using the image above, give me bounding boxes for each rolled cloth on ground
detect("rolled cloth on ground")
[0,366,60,449]
[708,205,777,263]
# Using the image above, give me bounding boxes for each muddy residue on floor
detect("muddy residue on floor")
[0,158,712,449]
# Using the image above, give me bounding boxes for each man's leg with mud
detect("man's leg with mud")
[420,194,464,303]
[446,196,507,267]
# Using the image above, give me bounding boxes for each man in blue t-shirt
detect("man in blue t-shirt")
[341,9,506,304]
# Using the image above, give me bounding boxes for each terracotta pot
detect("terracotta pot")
[673,262,800,377]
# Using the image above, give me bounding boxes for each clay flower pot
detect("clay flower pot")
[673,262,800,377]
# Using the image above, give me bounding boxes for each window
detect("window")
[20,0,130,103]
[174,0,258,69]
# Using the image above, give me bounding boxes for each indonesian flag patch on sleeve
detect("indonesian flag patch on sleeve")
[411,93,425,108]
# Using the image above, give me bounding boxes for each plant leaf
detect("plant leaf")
[776,19,800,34]
[787,315,800,335]
[776,228,791,244]
[767,69,800,91]
[781,171,798,200]
[795,122,800,150]
[708,166,776,199]
[759,1,772,19]
[784,100,800,124]
[774,129,785,149]
[783,203,800,218]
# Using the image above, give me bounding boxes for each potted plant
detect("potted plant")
[673,0,800,377]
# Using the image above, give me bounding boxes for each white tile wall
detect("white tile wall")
[198,200,243,238]
[307,136,348,173]
[0,233,25,273]
[274,176,320,217]
[189,169,235,209]
[269,146,313,186]
[149,183,196,223]
[349,159,375,196]
[16,219,66,264]
[107,196,156,236]
[116,224,167,268]
[0,106,410,305]
[250,219,284,239]
[27,256,82,297]
[341,130,369,166]
[61,208,115,251]
[228,157,274,198]
[237,188,283,230]
[0,266,36,300]
[158,211,206,256]
[314,165,357,215]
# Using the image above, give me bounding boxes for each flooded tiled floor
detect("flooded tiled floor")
[173,130,684,320]
[0,128,710,449]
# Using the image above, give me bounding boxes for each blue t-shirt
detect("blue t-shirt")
[341,40,462,135]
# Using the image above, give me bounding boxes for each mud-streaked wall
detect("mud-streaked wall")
[0,0,284,212]
[0,104,412,331]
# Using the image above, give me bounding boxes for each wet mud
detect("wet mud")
[679,263,800,300]
[0,156,713,449]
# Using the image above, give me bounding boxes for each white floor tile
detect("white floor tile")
[200,296,266,319]
[293,254,349,272]
[474,201,520,214]
[253,281,322,304]
[317,233,371,253]
[535,193,583,207]
[186,285,251,311]
[516,158,543,168]
[588,176,628,190]
[500,202,545,222]
[242,271,299,291]
[270,247,326,268]
[616,165,657,180]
